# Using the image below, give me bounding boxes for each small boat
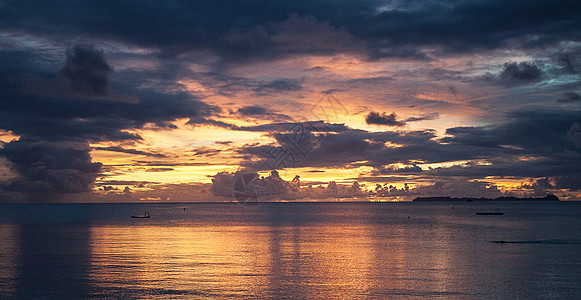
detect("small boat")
[131,212,150,218]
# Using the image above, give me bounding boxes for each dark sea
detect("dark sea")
[0,201,580,299]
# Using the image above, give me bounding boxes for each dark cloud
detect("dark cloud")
[2,0,578,62]
[554,51,581,74]
[59,45,113,95]
[314,129,480,167]
[237,108,581,191]
[0,89,214,141]
[93,146,167,158]
[239,127,456,170]
[361,0,581,55]
[214,77,302,96]
[237,105,268,116]
[557,92,581,103]
[368,45,432,61]
[554,172,581,191]
[235,105,293,122]
[0,43,217,144]
[499,61,543,83]
[568,122,581,149]
[1,140,102,193]
[442,109,581,153]
[365,111,405,126]
[254,79,302,94]
[430,110,581,185]
[521,177,554,190]
[0,44,218,198]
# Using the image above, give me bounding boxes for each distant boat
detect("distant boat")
[131,212,150,218]
[476,209,503,215]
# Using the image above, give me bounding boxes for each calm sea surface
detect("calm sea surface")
[0,202,580,299]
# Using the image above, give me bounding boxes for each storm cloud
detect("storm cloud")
[1,0,579,61]
[499,61,543,83]
[60,45,113,95]
[0,44,216,197]
[1,140,102,193]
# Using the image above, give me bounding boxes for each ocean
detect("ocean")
[0,201,580,299]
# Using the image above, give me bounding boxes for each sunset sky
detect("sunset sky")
[0,0,580,202]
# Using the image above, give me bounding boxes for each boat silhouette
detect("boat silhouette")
[131,212,150,218]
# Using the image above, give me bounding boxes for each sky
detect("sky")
[0,0,580,202]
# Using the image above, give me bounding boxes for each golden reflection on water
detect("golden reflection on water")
[88,221,394,299]
[89,225,273,298]
[0,224,19,296]
[2,203,580,298]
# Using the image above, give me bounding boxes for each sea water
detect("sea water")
[0,202,580,299]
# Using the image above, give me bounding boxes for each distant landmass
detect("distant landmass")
[413,195,559,202]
